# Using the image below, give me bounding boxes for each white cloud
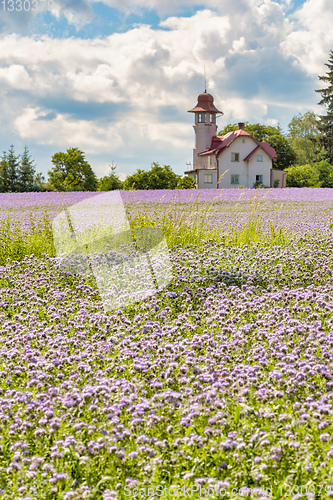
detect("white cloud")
[13,107,120,152]
[281,0,333,77]
[0,64,32,89]
[0,1,325,176]
[221,98,268,123]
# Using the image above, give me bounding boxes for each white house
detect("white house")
[184,91,286,189]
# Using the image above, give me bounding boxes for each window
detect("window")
[204,174,213,183]
[231,174,239,184]
[242,139,245,143]
[257,155,263,162]
[231,153,239,162]
[256,175,263,183]
[210,114,215,123]
[198,113,206,123]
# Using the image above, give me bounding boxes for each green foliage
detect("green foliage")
[176,176,196,189]
[98,163,123,191]
[253,181,266,189]
[0,154,9,192]
[123,162,180,190]
[17,146,44,192]
[287,112,321,165]
[218,122,297,170]
[4,145,20,192]
[0,192,292,267]
[48,148,98,191]
[316,50,333,163]
[273,179,280,188]
[0,146,45,192]
[285,164,320,187]
[314,158,333,187]
[0,212,55,265]
[33,172,47,192]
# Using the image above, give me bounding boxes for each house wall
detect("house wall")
[218,137,272,188]
[197,169,217,189]
[247,152,271,187]
[271,169,286,188]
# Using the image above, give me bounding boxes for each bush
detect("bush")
[253,181,266,189]
[286,164,320,187]
[176,176,196,189]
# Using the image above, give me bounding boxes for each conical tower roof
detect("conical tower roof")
[188,92,222,113]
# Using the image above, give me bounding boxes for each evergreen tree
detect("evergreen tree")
[6,145,20,192]
[33,172,46,191]
[0,152,9,192]
[98,163,124,191]
[315,50,333,164]
[17,145,37,192]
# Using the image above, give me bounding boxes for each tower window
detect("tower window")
[231,153,239,162]
[210,114,215,123]
[198,113,206,123]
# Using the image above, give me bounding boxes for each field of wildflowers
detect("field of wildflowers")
[1,188,333,499]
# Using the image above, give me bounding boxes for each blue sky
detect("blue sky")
[0,0,333,181]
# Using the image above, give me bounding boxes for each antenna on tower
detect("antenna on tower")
[204,61,207,93]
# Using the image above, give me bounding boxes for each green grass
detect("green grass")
[0,212,55,266]
[0,192,293,266]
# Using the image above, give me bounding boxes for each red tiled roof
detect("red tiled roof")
[260,142,278,161]
[243,142,278,161]
[198,130,277,161]
[243,145,260,161]
[198,129,252,156]
[188,92,223,114]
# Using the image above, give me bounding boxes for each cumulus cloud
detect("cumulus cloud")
[282,0,333,77]
[0,64,32,89]
[0,0,327,176]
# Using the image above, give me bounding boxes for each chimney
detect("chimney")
[238,122,245,130]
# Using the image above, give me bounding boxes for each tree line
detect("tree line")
[0,147,195,193]
[1,50,333,191]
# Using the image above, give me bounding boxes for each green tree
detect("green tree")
[0,153,10,192]
[287,111,321,165]
[48,148,97,191]
[285,164,320,187]
[33,172,46,191]
[176,176,196,189]
[17,145,37,192]
[123,162,180,190]
[313,158,333,187]
[5,145,20,192]
[98,163,123,191]
[315,50,333,164]
[218,122,297,170]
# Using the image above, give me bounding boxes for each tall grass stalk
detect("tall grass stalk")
[156,189,291,249]
[0,212,55,266]
[0,191,292,266]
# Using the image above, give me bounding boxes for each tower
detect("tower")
[188,92,223,169]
